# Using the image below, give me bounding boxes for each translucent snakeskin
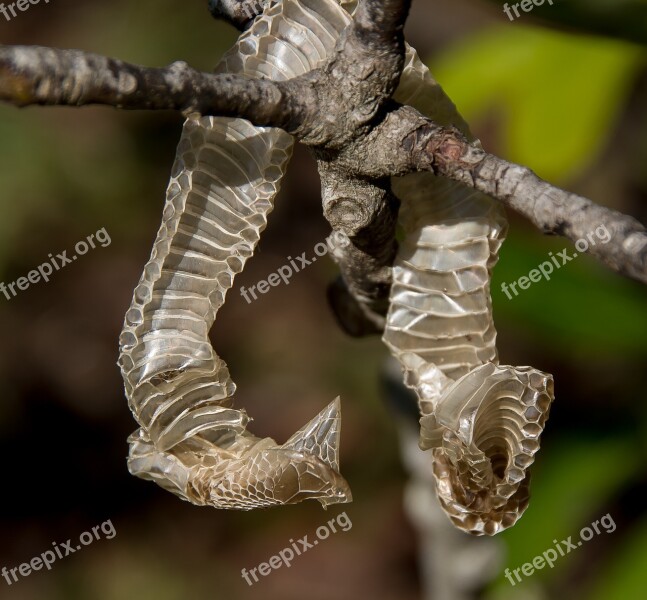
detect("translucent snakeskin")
[119,0,555,528]
[119,0,352,509]
[384,48,555,535]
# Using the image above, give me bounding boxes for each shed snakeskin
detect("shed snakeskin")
[119,0,353,509]
[119,0,555,532]
[384,50,555,535]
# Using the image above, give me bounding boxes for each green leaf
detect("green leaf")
[490,229,647,357]
[431,26,643,182]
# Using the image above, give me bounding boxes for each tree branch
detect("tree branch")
[207,0,269,30]
[0,0,645,288]
[0,45,312,132]
[320,166,399,336]
[351,0,411,49]
[304,0,410,328]
[402,121,647,284]
[290,0,410,147]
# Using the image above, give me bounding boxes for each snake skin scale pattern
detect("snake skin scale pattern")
[119,0,555,534]
[119,0,353,510]
[386,47,555,535]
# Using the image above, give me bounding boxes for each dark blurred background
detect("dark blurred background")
[0,1,646,599]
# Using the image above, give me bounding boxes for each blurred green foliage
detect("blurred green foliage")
[0,0,237,274]
[433,26,643,182]
[485,0,647,46]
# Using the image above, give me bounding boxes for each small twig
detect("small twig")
[320,168,399,336]
[207,0,269,30]
[351,0,411,48]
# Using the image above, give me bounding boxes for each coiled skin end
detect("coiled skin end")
[421,364,554,535]
[384,46,556,535]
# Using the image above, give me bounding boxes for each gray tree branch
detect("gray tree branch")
[208,0,269,30]
[0,44,312,131]
[320,166,399,336]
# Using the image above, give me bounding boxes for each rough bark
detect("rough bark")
[320,165,399,336]
[0,45,312,131]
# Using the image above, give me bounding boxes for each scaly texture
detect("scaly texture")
[383,48,555,535]
[119,0,554,528]
[119,0,352,509]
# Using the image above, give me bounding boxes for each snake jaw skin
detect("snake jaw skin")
[119,0,353,509]
[120,0,554,530]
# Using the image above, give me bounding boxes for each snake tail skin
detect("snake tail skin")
[119,0,353,509]
[384,48,556,535]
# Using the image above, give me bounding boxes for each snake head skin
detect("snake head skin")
[227,447,351,509]
[128,398,351,510]
[202,397,352,509]
[280,397,352,507]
